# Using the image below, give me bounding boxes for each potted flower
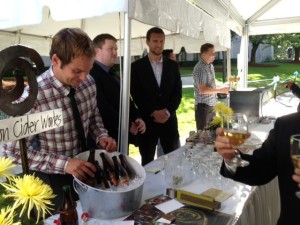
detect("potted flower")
[209,102,234,139]
[0,157,55,224]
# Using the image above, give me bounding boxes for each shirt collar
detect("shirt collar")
[148,54,163,63]
[49,65,71,96]
[95,60,111,73]
[200,57,211,65]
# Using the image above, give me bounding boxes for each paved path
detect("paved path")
[181,76,193,88]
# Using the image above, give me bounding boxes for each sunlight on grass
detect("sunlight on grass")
[248,74,266,80]
[177,88,196,139]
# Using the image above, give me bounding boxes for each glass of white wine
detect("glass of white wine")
[290,134,300,198]
[222,113,251,167]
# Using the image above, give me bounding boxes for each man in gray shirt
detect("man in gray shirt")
[193,43,229,130]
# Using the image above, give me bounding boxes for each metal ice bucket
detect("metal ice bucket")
[73,150,145,219]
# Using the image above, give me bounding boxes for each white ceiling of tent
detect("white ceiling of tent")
[0,0,298,57]
[192,0,300,36]
[0,0,231,56]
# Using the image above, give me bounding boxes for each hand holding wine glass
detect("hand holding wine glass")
[290,134,300,198]
[222,113,251,167]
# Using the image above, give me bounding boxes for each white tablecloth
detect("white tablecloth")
[142,146,280,225]
[235,178,280,225]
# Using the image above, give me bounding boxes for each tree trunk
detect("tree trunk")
[250,43,259,64]
[294,47,300,63]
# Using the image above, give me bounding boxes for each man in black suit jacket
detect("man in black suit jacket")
[131,27,182,166]
[88,33,145,149]
[215,112,300,225]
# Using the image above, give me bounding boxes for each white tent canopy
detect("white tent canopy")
[192,0,300,36]
[0,0,231,55]
[0,0,231,154]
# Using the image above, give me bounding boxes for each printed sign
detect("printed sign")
[0,108,63,144]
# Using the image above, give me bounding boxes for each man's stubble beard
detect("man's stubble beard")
[150,48,163,56]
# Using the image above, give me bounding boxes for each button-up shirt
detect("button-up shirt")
[3,67,108,174]
[193,58,217,106]
[149,55,163,87]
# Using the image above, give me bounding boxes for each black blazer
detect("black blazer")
[90,62,139,143]
[130,56,182,122]
[221,112,300,225]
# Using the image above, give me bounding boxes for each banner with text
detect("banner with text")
[0,108,63,144]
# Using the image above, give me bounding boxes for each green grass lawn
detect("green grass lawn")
[180,67,194,76]
[129,61,300,158]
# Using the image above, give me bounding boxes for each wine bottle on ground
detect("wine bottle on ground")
[94,160,111,189]
[84,148,96,187]
[119,153,136,179]
[112,156,129,186]
[59,185,79,225]
[100,152,118,186]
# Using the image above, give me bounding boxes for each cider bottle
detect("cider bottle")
[100,152,118,186]
[84,148,96,187]
[59,185,78,225]
[119,153,136,179]
[112,156,129,186]
[94,160,111,189]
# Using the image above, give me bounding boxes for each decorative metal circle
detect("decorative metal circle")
[172,207,208,225]
[0,45,44,116]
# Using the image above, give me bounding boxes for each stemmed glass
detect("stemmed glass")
[222,113,251,167]
[290,134,300,198]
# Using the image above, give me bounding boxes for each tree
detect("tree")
[270,33,300,63]
[249,35,272,64]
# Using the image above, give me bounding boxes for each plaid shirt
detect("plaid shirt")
[193,58,217,106]
[3,68,108,174]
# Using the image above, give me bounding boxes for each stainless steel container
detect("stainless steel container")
[73,150,145,219]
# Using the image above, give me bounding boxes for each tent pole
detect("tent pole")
[226,49,231,79]
[222,51,227,82]
[239,24,249,88]
[119,12,131,155]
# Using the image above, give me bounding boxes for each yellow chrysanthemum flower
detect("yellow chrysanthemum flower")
[1,175,55,223]
[221,107,233,116]
[0,206,20,225]
[210,116,222,126]
[213,102,233,116]
[213,102,226,114]
[210,103,234,129]
[0,157,16,180]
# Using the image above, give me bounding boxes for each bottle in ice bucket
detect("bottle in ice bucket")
[119,153,136,179]
[59,185,78,225]
[100,152,118,186]
[94,160,111,189]
[84,148,96,187]
[112,156,129,186]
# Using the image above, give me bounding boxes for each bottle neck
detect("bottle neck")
[62,189,75,208]
[87,148,96,163]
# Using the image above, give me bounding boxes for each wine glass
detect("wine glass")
[222,113,251,167]
[290,134,300,198]
[164,153,187,188]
